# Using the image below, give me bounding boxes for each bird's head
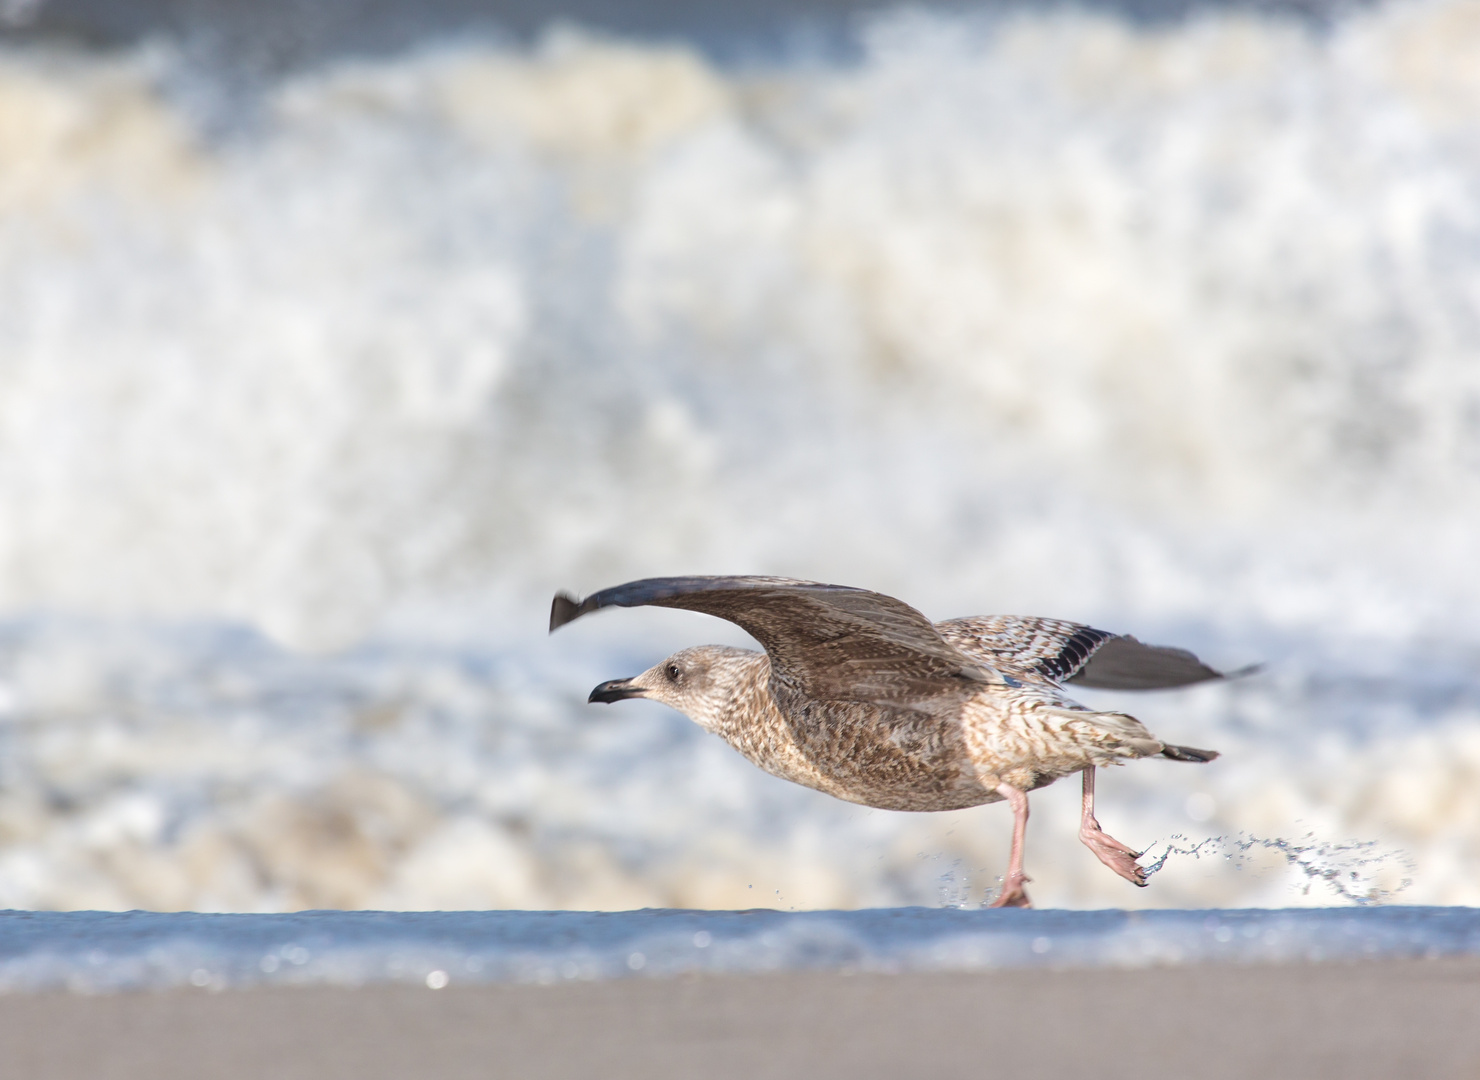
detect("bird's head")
[588,645,758,730]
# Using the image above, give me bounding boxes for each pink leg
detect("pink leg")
[1079,767,1147,887]
[988,783,1032,909]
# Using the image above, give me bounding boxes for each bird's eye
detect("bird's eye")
[665,663,682,681]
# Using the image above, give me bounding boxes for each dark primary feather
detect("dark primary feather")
[1070,636,1227,690]
[935,615,1228,690]
[549,576,998,706]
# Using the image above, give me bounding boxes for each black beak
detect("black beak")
[588,678,648,704]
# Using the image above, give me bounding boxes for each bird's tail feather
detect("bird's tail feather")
[1160,744,1219,763]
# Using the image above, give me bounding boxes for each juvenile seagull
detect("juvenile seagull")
[550,576,1225,907]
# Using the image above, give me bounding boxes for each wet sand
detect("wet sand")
[5,959,1479,1080]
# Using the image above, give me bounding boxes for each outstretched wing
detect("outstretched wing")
[550,576,1000,706]
[935,615,1229,690]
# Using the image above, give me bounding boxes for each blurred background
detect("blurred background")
[0,0,1477,913]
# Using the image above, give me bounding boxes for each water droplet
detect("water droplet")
[627,952,646,971]
[426,970,449,989]
[692,931,712,948]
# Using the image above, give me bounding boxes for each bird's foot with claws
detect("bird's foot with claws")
[988,872,1033,908]
[1080,824,1147,887]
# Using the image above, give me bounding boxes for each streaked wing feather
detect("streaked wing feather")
[936,615,1226,690]
[935,615,1111,684]
[550,576,993,706]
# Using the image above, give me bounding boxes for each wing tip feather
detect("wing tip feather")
[549,592,584,633]
[1067,636,1262,691]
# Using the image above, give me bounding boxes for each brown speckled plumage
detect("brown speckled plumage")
[553,576,1228,905]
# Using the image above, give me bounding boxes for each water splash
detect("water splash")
[1140,833,1415,905]
[927,854,974,908]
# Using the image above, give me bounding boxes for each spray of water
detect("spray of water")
[1139,832,1415,905]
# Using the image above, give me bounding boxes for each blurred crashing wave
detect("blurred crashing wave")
[0,0,1479,911]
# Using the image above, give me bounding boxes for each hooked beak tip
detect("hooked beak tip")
[588,678,647,704]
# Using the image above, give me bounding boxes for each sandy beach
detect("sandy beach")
[2,958,1477,1080]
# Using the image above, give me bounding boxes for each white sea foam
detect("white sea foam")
[0,0,1478,911]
